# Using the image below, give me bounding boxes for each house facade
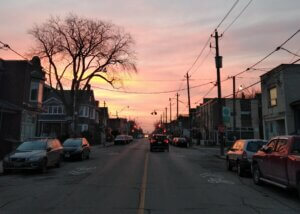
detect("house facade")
[38,87,101,143]
[0,57,45,158]
[195,97,262,145]
[261,64,300,139]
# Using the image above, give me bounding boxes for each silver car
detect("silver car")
[2,138,63,173]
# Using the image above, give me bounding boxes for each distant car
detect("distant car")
[226,139,267,176]
[63,138,90,160]
[150,134,169,152]
[114,135,129,145]
[127,135,133,143]
[173,137,189,147]
[2,138,63,173]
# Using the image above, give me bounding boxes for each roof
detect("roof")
[260,64,300,78]
[43,87,96,105]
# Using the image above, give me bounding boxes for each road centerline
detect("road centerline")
[138,150,149,214]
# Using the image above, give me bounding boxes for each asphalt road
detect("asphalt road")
[0,139,300,214]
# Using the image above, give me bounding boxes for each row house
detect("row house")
[195,97,262,145]
[38,86,101,143]
[261,64,300,139]
[0,57,45,158]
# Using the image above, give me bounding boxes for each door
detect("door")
[259,139,277,178]
[269,138,289,184]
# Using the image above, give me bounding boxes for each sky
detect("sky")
[1,0,300,132]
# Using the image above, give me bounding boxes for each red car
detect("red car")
[252,136,300,197]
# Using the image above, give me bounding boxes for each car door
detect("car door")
[268,138,289,184]
[46,140,56,166]
[259,139,277,178]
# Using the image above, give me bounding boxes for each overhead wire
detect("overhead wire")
[221,0,254,35]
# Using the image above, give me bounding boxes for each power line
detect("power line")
[215,0,240,30]
[232,28,300,77]
[194,83,216,104]
[0,40,29,61]
[221,0,254,35]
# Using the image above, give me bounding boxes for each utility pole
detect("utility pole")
[232,76,236,141]
[212,29,224,156]
[185,73,192,138]
[169,98,172,122]
[165,107,168,124]
[176,93,179,119]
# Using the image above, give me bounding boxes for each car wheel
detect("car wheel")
[86,152,90,160]
[226,159,232,171]
[237,162,244,177]
[252,164,262,185]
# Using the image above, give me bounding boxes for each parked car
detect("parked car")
[173,137,189,147]
[226,139,267,176]
[63,138,90,160]
[150,134,169,152]
[114,135,129,145]
[252,136,300,197]
[2,138,63,173]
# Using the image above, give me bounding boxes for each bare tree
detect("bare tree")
[28,14,137,131]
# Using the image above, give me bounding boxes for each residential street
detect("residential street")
[0,139,300,214]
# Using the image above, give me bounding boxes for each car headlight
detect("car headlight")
[28,156,43,161]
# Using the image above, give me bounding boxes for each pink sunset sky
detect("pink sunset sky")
[1,0,300,132]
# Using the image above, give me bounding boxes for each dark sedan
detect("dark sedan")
[63,138,90,160]
[150,134,169,152]
[2,138,63,173]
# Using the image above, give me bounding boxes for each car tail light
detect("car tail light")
[164,139,169,144]
[242,151,248,159]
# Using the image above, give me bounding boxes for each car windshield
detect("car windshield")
[63,139,82,147]
[246,141,267,152]
[17,141,47,151]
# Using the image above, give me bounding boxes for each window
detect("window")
[79,106,89,117]
[30,82,39,101]
[269,87,277,107]
[266,140,277,152]
[275,139,288,154]
[90,108,95,119]
[30,81,43,103]
[46,106,64,115]
[78,124,88,132]
[291,139,300,154]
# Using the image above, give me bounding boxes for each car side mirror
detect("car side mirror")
[261,145,272,153]
[46,147,52,152]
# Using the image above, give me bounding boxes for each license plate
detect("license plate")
[157,141,162,144]
[65,153,70,158]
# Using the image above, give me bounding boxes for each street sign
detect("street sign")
[222,106,230,124]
